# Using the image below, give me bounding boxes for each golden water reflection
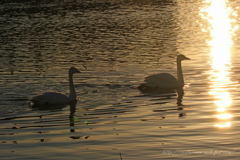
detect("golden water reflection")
[201,0,236,128]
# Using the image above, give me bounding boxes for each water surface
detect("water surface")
[1,0,240,159]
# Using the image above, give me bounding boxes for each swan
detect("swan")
[138,54,190,94]
[30,67,80,108]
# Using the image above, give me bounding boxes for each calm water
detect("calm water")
[1,0,240,159]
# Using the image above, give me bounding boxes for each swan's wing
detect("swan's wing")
[144,73,178,89]
[31,92,69,107]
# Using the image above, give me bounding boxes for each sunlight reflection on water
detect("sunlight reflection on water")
[201,0,236,129]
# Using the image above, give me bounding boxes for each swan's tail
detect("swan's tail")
[138,83,159,93]
[137,83,148,92]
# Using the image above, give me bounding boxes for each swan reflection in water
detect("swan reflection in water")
[31,100,79,142]
[176,90,185,117]
[151,89,186,119]
[69,101,77,133]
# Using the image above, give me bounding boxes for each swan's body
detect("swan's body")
[138,54,190,94]
[144,73,178,89]
[30,92,69,107]
[30,67,80,108]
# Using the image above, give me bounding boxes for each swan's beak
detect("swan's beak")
[184,57,190,60]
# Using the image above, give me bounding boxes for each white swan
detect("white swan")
[30,67,80,108]
[138,54,190,94]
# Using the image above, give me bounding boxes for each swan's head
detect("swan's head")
[177,54,190,61]
[69,67,80,74]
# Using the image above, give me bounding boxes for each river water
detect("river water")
[1,0,240,159]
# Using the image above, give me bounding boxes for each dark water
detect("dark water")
[1,0,240,159]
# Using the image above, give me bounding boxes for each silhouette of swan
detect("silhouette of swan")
[138,54,190,94]
[30,67,80,108]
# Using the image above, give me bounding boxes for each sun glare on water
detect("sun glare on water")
[201,0,237,128]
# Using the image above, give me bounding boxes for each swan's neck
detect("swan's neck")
[69,73,76,101]
[177,59,184,87]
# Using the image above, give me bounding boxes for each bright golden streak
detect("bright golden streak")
[216,107,226,112]
[206,0,232,69]
[214,122,232,128]
[215,113,233,120]
[213,92,232,108]
[201,0,235,128]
